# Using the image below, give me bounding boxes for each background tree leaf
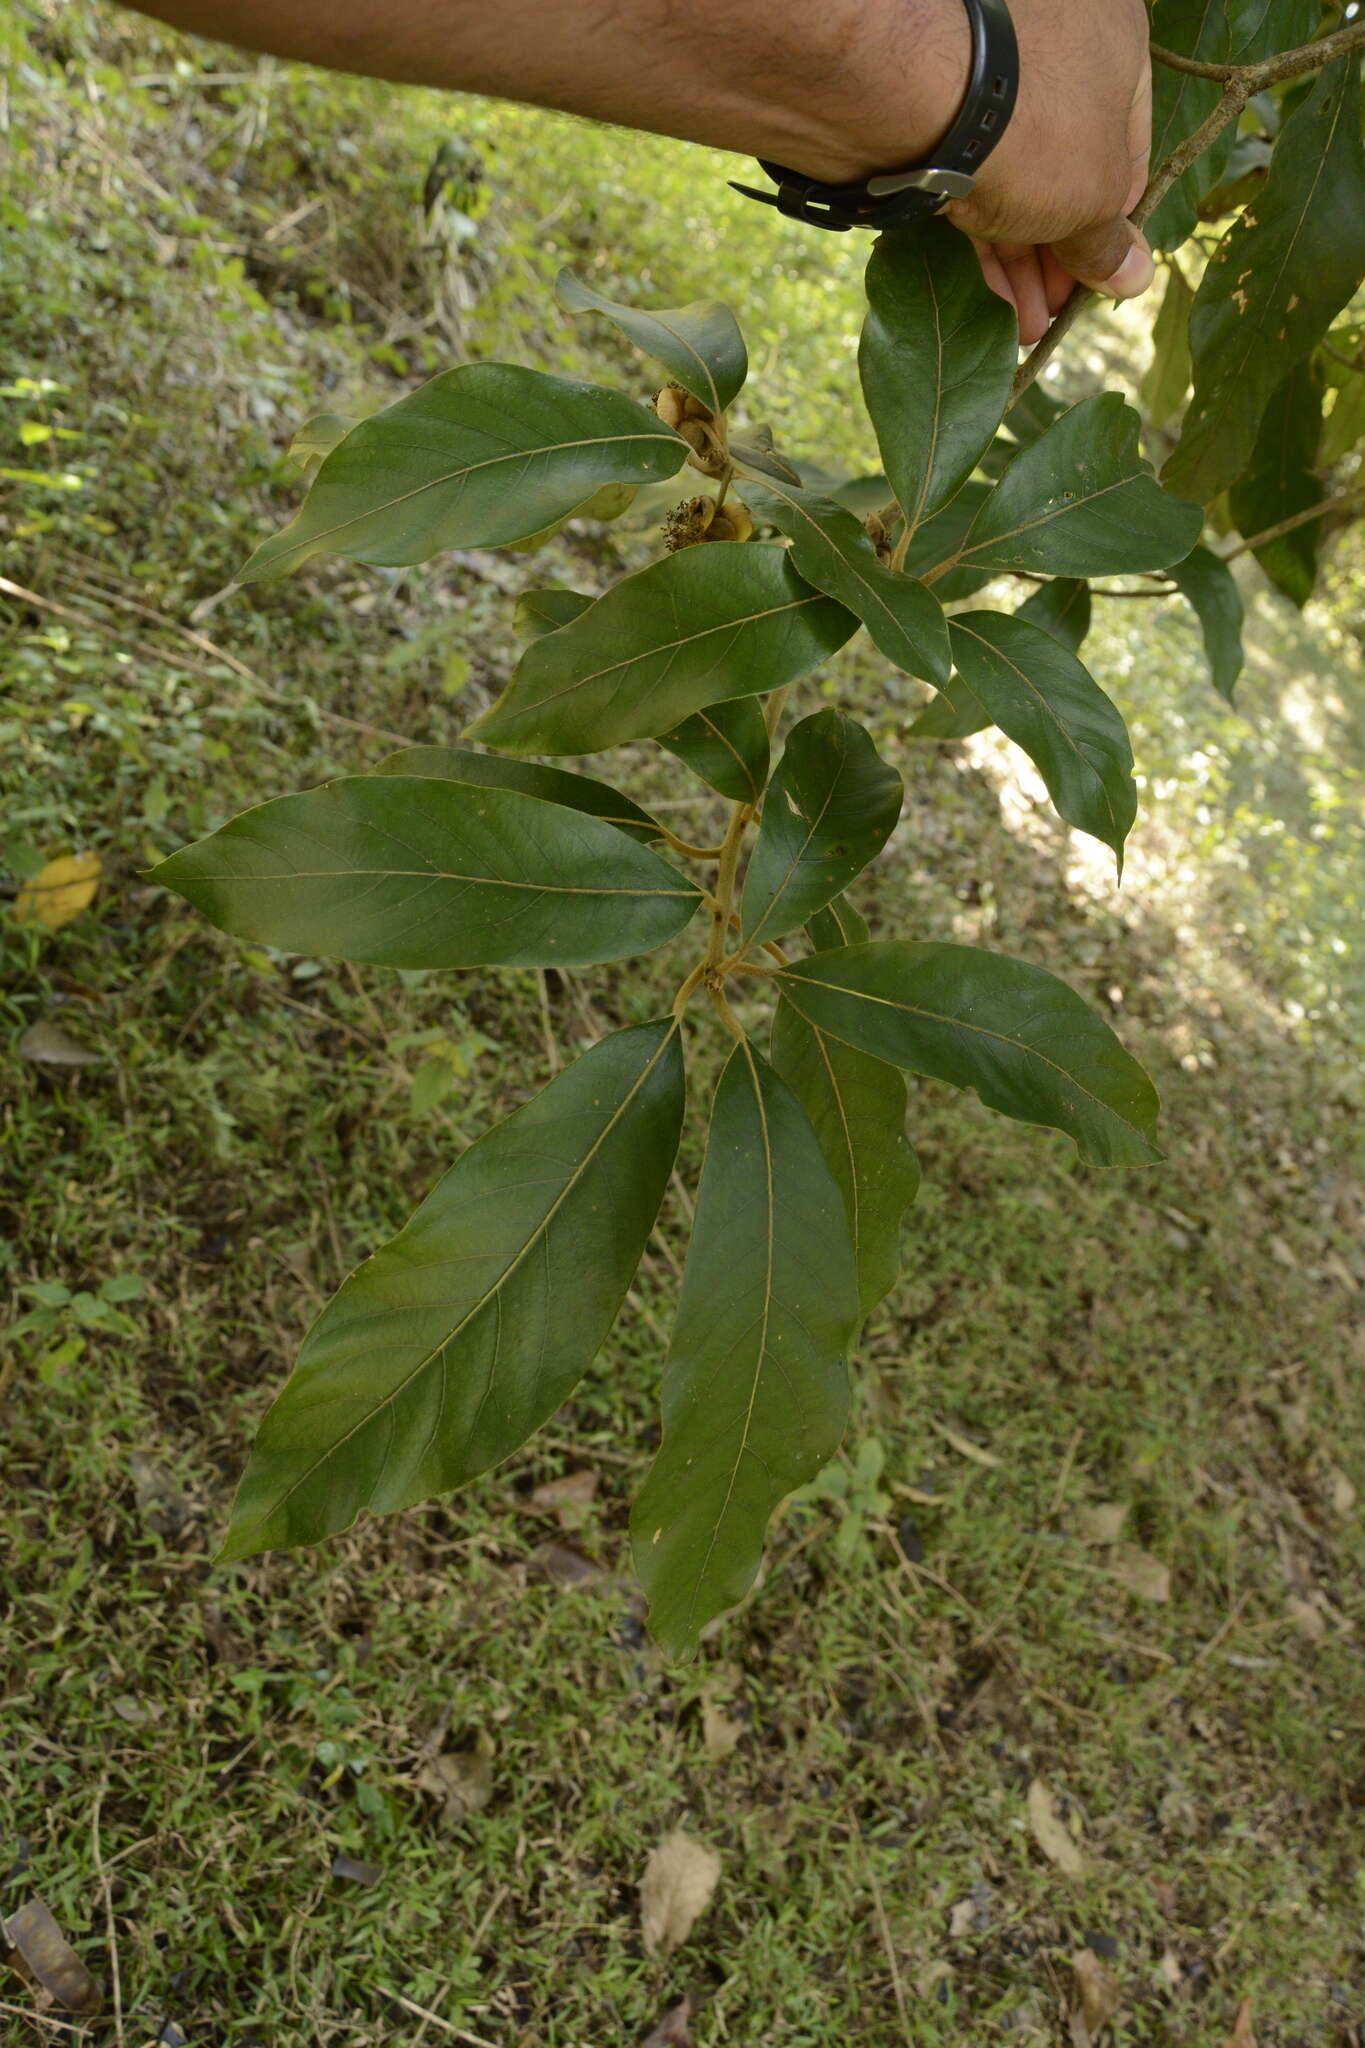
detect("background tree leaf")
[947,613,1137,868]
[470,544,855,753]
[557,268,747,413]
[741,709,903,947]
[899,478,995,600]
[1014,576,1092,654]
[221,1021,685,1560]
[1227,358,1325,604]
[1163,57,1365,504]
[238,363,688,581]
[1167,545,1246,701]
[151,777,699,968]
[742,479,951,684]
[777,941,1162,1166]
[514,587,595,638]
[631,1041,859,1660]
[906,677,992,742]
[771,998,919,1318]
[1320,352,1365,464]
[859,220,1017,531]
[806,896,870,950]
[658,698,770,805]
[958,394,1203,576]
[370,745,663,844]
[1139,264,1194,428]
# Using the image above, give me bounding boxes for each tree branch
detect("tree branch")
[1222,484,1365,560]
[1010,17,1365,408]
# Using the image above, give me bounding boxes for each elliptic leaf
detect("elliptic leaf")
[151,777,700,968]
[742,479,951,684]
[514,587,594,638]
[1139,266,1194,429]
[557,268,747,413]
[658,697,770,805]
[1167,545,1245,701]
[947,612,1137,867]
[1227,359,1325,605]
[777,941,1162,1166]
[741,710,903,947]
[221,1021,685,1560]
[1163,58,1365,504]
[958,394,1203,576]
[730,427,803,487]
[907,678,991,742]
[806,896,870,950]
[470,544,855,754]
[370,745,663,845]
[1015,577,1092,654]
[860,220,1017,530]
[631,1041,860,1659]
[772,998,919,1318]
[238,364,688,582]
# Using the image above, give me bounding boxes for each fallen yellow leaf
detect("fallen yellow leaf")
[13,851,102,931]
[640,1830,721,1957]
[1027,1777,1086,1877]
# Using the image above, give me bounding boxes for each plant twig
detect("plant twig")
[1222,484,1365,559]
[91,1783,124,2048]
[1011,17,1365,407]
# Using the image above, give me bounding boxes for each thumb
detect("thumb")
[1051,217,1155,299]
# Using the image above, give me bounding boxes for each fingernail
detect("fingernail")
[1104,245,1156,299]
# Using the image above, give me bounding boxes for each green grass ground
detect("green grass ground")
[3,7,1364,2043]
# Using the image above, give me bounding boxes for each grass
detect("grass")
[3,6,1364,2043]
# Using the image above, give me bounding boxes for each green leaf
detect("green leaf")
[730,426,803,488]
[1163,58,1365,504]
[742,480,951,684]
[501,479,639,554]
[369,745,662,845]
[906,678,991,742]
[513,587,595,638]
[859,221,1017,531]
[899,479,995,600]
[741,710,903,947]
[959,394,1203,576]
[1139,266,1194,430]
[470,544,855,754]
[151,776,700,969]
[238,364,688,582]
[771,999,918,1318]
[630,1041,859,1658]
[1167,544,1245,701]
[289,412,359,477]
[777,941,1162,1166]
[658,697,770,805]
[1014,576,1092,654]
[557,268,747,413]
[806,896,870,950]
[1004,381,1065,445]
[1227,359,1325,605]
[221,1021,685,1561]
[947,614,1137,868]
[1321,356,1365,465]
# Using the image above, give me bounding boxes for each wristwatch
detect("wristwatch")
[731,0,1019,232]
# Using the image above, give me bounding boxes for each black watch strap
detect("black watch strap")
[731,0,1019,233]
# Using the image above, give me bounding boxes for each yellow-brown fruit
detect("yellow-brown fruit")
[654,384,689,430]
[663,495,716,551]
[707,495,752,544]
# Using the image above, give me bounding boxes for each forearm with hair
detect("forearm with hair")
[125,0,968,180]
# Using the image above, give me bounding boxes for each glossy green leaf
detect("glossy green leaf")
[806,896,870,950]
[777,941,1162,1166]
[513,587,595,638]
[1015,576,1092,654]
[1167,544,1245,701]
[151,776,700,969]
[221,1021,685,1561]
[631,1041,859,1659]
[369,745,662,845]
[859,221,1017,532]
[1139,266,1194,430]
[771,999,919,1318]
[1163,58,1365,504]
[658,697,770,805]
[238,364,688,582]
[1228,359,1324,605]
[741,710,903,947]
[557,268,747,413]
[947,613,1137,868]
[742,480,951,684]
[470,544,855,754]
[906,677,991,742]
[959,395,1203,576]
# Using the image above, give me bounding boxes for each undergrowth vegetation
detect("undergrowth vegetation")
[2,5,1363,2043]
